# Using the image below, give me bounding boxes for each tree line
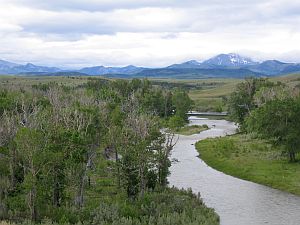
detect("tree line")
[227,77,300,162]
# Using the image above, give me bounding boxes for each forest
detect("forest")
[0,78,219,225]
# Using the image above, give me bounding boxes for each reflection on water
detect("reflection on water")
[168,117,300,225]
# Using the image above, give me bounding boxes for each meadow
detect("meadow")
[1,73,300,113]
[196,134,300,196]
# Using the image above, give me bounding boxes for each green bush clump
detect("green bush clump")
[1,188,219,225]
[90,188,219,225]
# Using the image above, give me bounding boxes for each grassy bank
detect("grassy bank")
[196,134,300,196]
[196,115,229,120]
[175,125,208,135]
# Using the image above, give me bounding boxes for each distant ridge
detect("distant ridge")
[78,65,144,75]
[1,53,300,78]
[167,60,202,69]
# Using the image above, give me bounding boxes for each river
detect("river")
[168,116,300,225]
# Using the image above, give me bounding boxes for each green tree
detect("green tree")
[227,77,274,128]
[246,98,300,162]
[15,128,46,221]
[172,90,193,121]
[168,115,186,130]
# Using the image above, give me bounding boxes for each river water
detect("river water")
[168,117,300,225]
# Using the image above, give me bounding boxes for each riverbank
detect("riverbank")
[175,124,209,135]
[196,134,300,196]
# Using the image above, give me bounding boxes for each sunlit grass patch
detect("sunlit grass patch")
[196,134,300,196]
[175,124,209,135]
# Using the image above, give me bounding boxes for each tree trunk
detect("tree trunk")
[53,180,61,207]
[139,162,146,197]
[9,147,17,189]
[75,170,85,208]
[115,149,121,189]
[289,151,296,162]
[75,152,94,208]
[29,187,37,221]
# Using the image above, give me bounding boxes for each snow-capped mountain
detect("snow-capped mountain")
[202,53,259,67]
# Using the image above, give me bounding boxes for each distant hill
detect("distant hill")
[0,61,61,74]
[0,59,21,74]
[1,53,300,78]
[13,63,61,74]
[167,60,203,69]
[104,68,263,79]
[78,65,144,75]
[19,71,89,76]
[245,60,300,75]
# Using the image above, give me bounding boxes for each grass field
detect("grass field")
[188,74,300,111]
[1,73,300,112]
[0,75,240,111]
[196,134,300,196]
[0,75,93,88]
[272,73,300,88]
[188,79,241,111]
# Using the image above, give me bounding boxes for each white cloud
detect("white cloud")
[0,0,299,67]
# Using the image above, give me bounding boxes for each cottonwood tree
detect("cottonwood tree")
[0,95,44,219]
[227,77,274,128]
[15,128,47,221]
[155,131,178,187]
[253,84,294,107]
[117,94,178,197]
[246,97,300,162]
[46,87,104,208]
[172,90,193,121]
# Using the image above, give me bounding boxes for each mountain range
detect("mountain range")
[1,53,300,79]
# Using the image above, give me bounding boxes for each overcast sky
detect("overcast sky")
[0,0,300,68]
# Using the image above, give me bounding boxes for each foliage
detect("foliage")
[0,78,208,224]
[227,77,300,162]
[227,77,276,128]
[0,189,219,225]
[168,115,186,130]
[172,90,193,121]
[246,97,300,162]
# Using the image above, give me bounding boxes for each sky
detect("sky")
[0,0,300,68]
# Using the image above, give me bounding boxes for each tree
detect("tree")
[172,90,193,121]
[120,110,160,197]
[168,115,186,130]
[227,77,275,128]
[15,128,47,221]
[155,131,177,187]
[253,84,292,107]
[246,98,300,162]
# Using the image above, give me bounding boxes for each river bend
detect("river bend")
[168,117,300,225]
